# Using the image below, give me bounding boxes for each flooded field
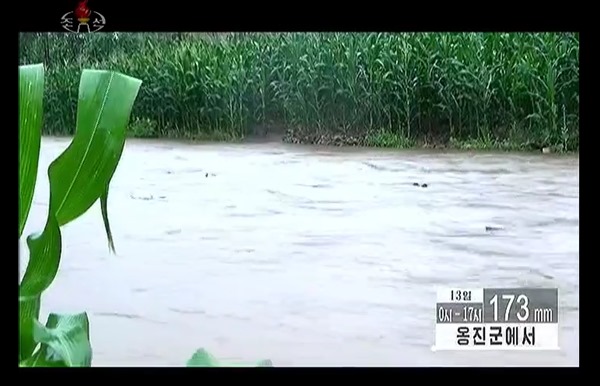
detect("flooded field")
[19,137,579,367]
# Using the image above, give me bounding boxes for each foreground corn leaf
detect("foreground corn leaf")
[18,64,44,238]
[48,69,142,251]
[18,67,143,367]
[19,213,61,297]
[100,186,115,252]
[22,312,92,367]
[20,352,66,367]
[186,348,220,367]
[20,69,142,298]
[18,219,61,362]
[186,348,273,367]
[19,295,41,361]
[18,63,45,361]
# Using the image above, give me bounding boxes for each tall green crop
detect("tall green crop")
[19,32,579,151]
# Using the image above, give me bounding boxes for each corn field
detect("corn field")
[19,32,579,150]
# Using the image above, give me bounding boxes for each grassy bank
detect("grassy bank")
[19,32,579,152]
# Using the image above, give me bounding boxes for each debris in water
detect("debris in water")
[130,193,154,201]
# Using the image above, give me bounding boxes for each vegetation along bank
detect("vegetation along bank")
[19,32,579,152]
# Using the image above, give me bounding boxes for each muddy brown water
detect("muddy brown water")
[19,137,579,367]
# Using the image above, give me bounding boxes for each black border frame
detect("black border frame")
[16,0,580,33]
[14,0,583,378]
[15,366,582,378]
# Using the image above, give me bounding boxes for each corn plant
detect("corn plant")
[19,63,143,366]
[18,63,273,367]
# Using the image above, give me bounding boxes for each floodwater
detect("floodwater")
[19,137,579,367]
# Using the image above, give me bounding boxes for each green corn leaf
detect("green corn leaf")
[100,186,116,254]
[19,213,62,297]
[186,348,220,367]
[20,349,67,367]
[186,348,273,367]
[19,63,44,238]
[48,69,142,250]
[19,69,142,298]
[26,312,93,367]
[19,295,41,361]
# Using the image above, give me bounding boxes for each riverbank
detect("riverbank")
[19,32,579,152]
